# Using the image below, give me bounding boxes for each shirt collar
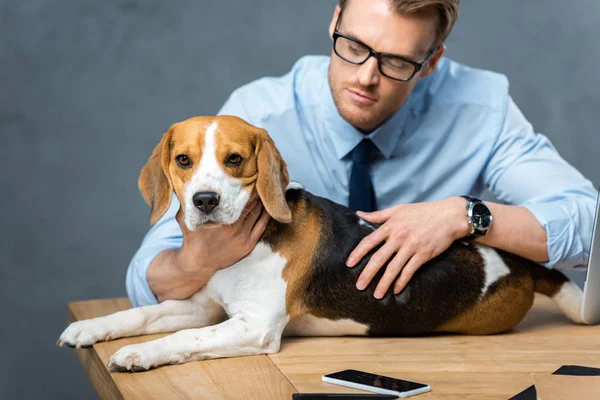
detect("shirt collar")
[322,59,429,160]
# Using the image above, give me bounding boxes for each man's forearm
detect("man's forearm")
[147,249,215,303]
[471,200,548,263]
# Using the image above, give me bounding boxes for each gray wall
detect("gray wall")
[1,0,598,398]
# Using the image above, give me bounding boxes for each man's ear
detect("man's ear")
[255,130,292,224]
[138,129,174,225]
[420,45,446,78]
[329,5,342,39]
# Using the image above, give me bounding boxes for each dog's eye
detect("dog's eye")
[226,153,243,166]
[176,154,191,168]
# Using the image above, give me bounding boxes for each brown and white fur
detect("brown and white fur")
[58,116,586,372]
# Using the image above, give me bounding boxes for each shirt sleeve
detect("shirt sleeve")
[125,91,254,307]
[126,197,182,307]
[484,96,598,269]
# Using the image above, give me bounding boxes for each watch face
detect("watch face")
[472,202,492,229]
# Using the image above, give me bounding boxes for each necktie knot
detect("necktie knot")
[352,138,379,164]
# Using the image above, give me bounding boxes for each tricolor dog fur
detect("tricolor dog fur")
[58,116,586,372]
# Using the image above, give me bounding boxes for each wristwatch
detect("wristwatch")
[460,195,492,240]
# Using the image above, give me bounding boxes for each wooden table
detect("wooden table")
[67,295,600,399]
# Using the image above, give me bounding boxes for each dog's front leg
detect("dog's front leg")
[58,291,224,348]
[107,313,287,371]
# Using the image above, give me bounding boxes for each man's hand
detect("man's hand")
[175,197,271,275]
[346,197,469,299]
[148,198,270,302]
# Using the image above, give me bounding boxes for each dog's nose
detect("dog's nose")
[193,192,220,214]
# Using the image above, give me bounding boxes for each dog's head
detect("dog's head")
[138,116,291,229]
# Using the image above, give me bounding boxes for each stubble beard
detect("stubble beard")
[328,66,387,134]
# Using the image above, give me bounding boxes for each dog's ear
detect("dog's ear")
[255,129,292,223]
[139,129,174,225]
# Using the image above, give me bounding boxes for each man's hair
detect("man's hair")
[338,0,460,47]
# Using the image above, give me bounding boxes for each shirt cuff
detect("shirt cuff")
[126,245,175,307]
[521,201,586,269]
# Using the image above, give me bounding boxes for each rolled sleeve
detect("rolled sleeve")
[126,197,183,307]
[484,96,597,269]
[522,199,592,269]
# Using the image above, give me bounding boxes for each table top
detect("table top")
[66,294,600,399]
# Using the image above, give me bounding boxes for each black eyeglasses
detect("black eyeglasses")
[332,15,437,82]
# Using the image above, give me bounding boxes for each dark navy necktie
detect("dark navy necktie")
[349,138,379,212]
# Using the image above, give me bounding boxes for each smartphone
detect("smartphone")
[322,369,430,398]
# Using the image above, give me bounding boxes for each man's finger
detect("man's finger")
[249,207,271,242]
[393,256,424,294]
[176,208,188,233]
[346,226,388,267]
[242,199,263,227]
[373,248,412,299]
[355,242,397,291]
[356,209,390,224]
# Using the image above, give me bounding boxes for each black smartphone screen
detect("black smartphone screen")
[325,369,428,392]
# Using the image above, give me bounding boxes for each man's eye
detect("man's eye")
[226,153,243,166]
[385,58,410,70]
[176,154,191,167]
[349,43,365,54]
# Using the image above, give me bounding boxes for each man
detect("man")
[126,0,597,307]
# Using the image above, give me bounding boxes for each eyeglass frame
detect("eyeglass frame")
[332,12,438,82]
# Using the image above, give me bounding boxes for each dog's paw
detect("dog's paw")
[108,343,163,372]
[57,319,114,348]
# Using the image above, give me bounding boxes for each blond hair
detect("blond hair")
[339,0,460,47]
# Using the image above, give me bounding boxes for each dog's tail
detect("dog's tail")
[529,263,586,324]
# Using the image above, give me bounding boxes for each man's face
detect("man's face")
[328,0,444,133]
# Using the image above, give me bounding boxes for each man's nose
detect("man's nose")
[357,57,380,87]
[193,192,220,214]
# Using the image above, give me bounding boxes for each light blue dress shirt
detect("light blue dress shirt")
[126,56,598,307]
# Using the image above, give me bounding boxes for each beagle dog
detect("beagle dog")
[58,116,585,372]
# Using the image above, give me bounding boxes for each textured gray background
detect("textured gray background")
[1,0,598,398]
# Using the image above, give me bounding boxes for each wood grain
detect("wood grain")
[66,298,296,399]
[64,294,600,399]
